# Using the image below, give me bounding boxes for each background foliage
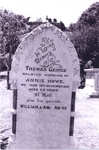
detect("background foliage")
[68,2,99,69]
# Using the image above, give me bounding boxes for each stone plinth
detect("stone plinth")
[84,68,99,98]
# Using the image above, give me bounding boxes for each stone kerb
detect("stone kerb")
[10,23,80,91]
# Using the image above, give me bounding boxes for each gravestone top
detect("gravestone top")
[9,23,80,149]
[10,23,80,91]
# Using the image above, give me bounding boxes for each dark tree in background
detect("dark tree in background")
[0,9,30,89]
[68,2,99,69]
[67,2,99,88]
[0,9,44,89]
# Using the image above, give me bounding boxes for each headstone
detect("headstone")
[8,23,80,149]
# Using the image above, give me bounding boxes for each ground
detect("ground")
[0,74,99,149]
[75,79,99,149]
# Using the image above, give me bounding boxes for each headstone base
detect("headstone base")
[7,136,75,150]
